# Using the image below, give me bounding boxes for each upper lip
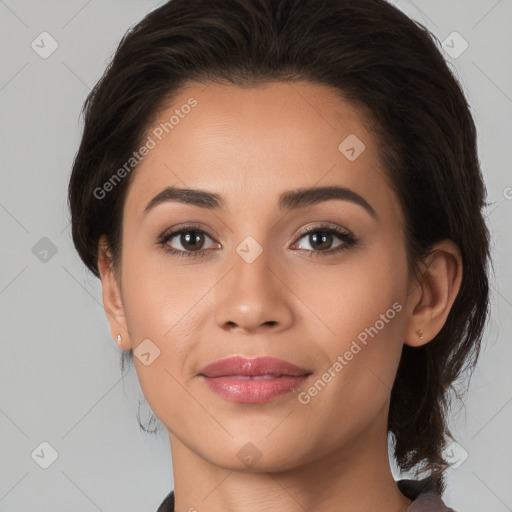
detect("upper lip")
[198,356,311,378]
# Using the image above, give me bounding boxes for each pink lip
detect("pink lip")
[198,356,312,403]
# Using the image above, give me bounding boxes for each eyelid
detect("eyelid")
[159,222,220,244]
[292,221,354,241]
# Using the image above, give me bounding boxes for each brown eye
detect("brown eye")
[164,229,215,253]
[294,226,356,255]
[158,226,219,259]
[305,231,336,251]
[176,231,207,251]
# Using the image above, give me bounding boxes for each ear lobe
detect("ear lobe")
[404,239,463,347]
[97,235,131,350]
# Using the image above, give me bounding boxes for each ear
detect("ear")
[97,235,131,350]
[404,239,463,347]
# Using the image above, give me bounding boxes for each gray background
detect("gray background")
[0,0,510,510]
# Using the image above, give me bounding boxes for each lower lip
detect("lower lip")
[201,375,310,403]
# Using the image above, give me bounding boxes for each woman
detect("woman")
[67,0,491,510]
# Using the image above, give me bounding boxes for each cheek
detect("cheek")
[292,234,408,353]
[293,236,409,419]
[120,240,206,342]
[119,248,208,428]
[293,298,407,451]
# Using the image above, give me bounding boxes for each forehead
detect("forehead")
[123,80,400,223]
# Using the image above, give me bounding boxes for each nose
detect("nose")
[213,244,294,334]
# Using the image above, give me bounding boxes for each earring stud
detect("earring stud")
[416,329,424,339]
[117,334,122,344]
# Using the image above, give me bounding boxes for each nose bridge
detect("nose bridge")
[213,234,293,332]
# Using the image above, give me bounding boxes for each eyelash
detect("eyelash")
[157,223,357,259]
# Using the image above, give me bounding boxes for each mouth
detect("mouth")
[198,356,312,403]
[214,375,291,379]
[198,355,311,378]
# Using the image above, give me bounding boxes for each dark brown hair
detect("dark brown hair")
[67,0,491,493]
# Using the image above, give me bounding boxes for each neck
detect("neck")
[168,403,411,512]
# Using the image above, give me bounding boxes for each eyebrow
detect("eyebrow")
[143,185,377,219]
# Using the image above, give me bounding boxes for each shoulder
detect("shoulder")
[156,490,174,512]
[157,485,457,512]
[398,479,458,512]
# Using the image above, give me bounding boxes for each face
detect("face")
[108,81,415,471]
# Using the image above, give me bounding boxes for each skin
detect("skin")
[97,81,462,512]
